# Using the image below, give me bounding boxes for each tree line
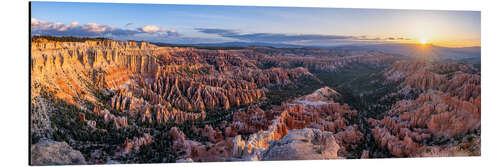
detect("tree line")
[31,35,111,42]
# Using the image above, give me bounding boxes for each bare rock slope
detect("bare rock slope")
[31,140,87,165]
[262,128,342,160]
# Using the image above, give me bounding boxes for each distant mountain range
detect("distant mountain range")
[328,43,480,60]
[152,41,302,48]
[153,41,480,61]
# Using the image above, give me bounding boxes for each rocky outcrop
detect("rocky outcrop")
[231,105,281,135]
[169,127,234,162]
[370,126,420,157]
[231,111,289,160]
[369,60,482,158]
[369,90,480,157]
[168,86,361,161]
[261,128,342,160]
[384,60,480,101]
[361,150,370,158]
[391,90,479,138]
[30,96,55,140]
[116,133,154,156]
[31,140,86,165]
[93,106,128,129]
[134,75,264,112]
[416,137,480,157]
[293,86,341,103]
[109,88,207,124]
[231,86,362,159]
[279,104,363,155]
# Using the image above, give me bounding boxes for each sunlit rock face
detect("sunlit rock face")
[31,38,316,124]
[31,38,159,106]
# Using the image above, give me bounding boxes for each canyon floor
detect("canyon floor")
[30,36,480,165]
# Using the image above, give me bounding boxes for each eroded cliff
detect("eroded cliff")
[30,37,480,164]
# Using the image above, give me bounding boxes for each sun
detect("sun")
[420,38,428,45]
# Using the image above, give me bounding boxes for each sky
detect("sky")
[30,2,481,47]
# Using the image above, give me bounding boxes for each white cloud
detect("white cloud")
[31,18,180,39]
[139,25,161,33]
[31,18,71,32]
[69,22,79,28]
[82,23,113,33]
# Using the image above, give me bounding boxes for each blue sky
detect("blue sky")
[31,2,480,47]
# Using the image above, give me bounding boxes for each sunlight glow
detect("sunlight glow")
[420,38,428,45]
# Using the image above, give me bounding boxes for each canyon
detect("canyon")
[30,37,480,165]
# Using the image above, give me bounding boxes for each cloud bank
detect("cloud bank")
[195,28,353,42]
[31,18,179,39]
[30,18,410,46]
[195,28,410,44]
